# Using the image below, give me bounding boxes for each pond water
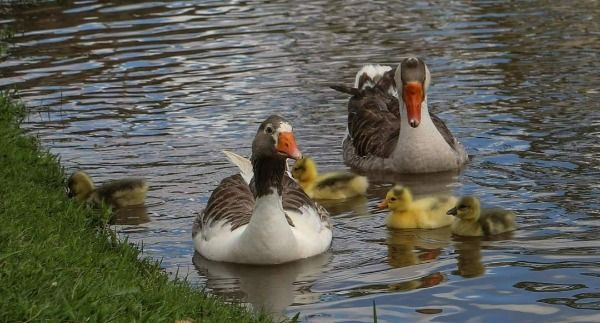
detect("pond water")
[2,0,600,321]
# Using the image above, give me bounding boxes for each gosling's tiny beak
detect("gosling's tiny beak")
[378,199,388,209]
[447,207,457,216]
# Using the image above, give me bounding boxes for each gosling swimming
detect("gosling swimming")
[67,170,148,208]
[447,196,516,237]
[291,157,368,200]
[379,185,456,229]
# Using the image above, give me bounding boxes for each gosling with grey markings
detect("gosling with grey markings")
[67,170,148,208]
[447,196,516,237]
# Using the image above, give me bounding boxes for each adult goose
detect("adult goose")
[192,115,332,265]
[331,57,468,174]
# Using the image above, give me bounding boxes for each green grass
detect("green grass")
[0,93,274,322]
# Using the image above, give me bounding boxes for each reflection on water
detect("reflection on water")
[193,252,331,317]
[2,0,600,321]
[387,228,451,269]
[110,206,150,226]
[453,239,485,278]
[363,170,460,197]
[317,195,369,217]
[386,229,450,292]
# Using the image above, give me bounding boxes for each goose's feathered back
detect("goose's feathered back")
[333,67,400,158]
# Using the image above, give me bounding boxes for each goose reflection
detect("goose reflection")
[386,228,452,291]
[364,170,459,197]
[192,251,331,316]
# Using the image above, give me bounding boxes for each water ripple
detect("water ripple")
[1,0,599,320]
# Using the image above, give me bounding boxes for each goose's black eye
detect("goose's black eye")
[265,126,274,135]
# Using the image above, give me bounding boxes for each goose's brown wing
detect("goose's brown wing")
[346,86,401,159]
[194,174,254,235]
[282,176,330,228]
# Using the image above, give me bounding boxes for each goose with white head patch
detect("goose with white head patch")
[331,56,468,174]
[193,115,332,265]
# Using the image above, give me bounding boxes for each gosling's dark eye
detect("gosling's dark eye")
[265,126,274,135]
[390,197,397,202]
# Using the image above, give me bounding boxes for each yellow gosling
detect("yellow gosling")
[447,196,516,237]
[67,170,148,208]
[379,185,456,229]
[291,157,368,200]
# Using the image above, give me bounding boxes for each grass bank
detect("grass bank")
[0,93,272,322]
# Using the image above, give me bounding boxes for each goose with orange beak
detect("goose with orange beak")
[331,56,468,173]
[193,115,332,265]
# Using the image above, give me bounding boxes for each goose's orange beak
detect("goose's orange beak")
[403,81,424,128]
[277,132,302,160]
[378,199,389,209]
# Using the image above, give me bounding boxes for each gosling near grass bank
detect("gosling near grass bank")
[379,185,456,229]
[67,170,148,208]
[447,196,516,237]
[291,157,368,200]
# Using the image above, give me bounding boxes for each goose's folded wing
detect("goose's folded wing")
[194,174,254,236]
[282,176,330,228]
[348,103,400,158]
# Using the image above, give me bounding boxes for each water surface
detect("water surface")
[2,0,600,321]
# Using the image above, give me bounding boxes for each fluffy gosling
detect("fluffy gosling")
[67,170,148,208]
[291,157,368,200]
[447,196,516,237]
[379,185,456,229]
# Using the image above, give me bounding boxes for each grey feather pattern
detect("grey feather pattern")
[478,208,516,236]
[314,173,357,189]
[93,178,147,198]
[194,173,330,235]
[200,174,254,232]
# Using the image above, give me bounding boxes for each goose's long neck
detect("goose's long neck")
[395,96,441,148]
[240,156,297,260]
[253,156,286,197]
